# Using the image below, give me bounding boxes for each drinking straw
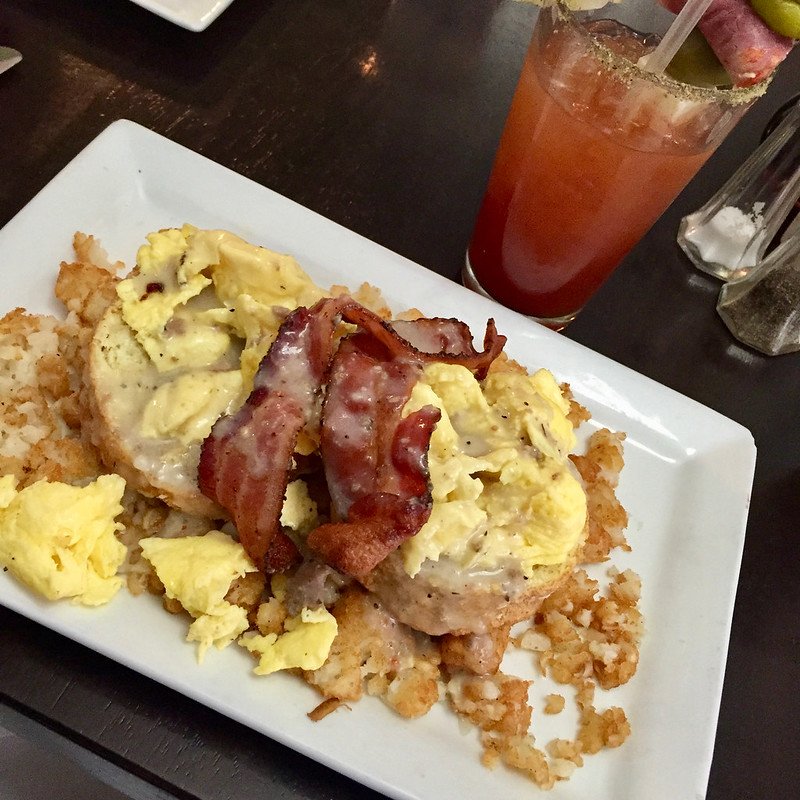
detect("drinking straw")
[641,0,715,74]
[780,205,800,243]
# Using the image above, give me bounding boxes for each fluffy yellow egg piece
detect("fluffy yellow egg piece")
[140,369,243,446]
[95,226,330,518]
[117,225,328,377]
[191,228,329,312]
[400,363,587,578]
[280,479,319,534]
[139,530,257,663]
[239,607,338,676]
[0,474,126,606]
[117,226,218,370]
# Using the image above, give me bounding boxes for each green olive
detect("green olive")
[750,0,800,39]
[665,29,733,88]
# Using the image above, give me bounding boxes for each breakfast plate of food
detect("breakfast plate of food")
[128,0,235,31]
[0,119,755,799]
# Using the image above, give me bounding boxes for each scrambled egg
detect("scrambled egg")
[240,607,338,676]
[280,479,319,534]
[244,487,335,676]
[140,524,337,673]
[140,370,243,446]
[400,363,587,578]
[0,474,127,605]
[117,225,328,448]
[140,529,257,663]
[239,572,339,675]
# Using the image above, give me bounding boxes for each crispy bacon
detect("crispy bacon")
[199,297,506,577]
[317,315,503,518]
[390,317,487,356]
[340,307,505,380]
[307,314,499,576]
[198,298,346,572]
[316,342,415,516]
[307,406,442,576]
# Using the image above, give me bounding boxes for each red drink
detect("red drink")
[464,8,759,326]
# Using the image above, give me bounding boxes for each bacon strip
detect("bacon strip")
[317,340,433,516]
[390,318,477,353]
[663,0,794,86]
[307,314,504,576]
[308,332,440,575]
[340,306,505,380]
[198,298,346,572]
[307,406,442,577]
[317,316,503,515]
[199,298,506,577]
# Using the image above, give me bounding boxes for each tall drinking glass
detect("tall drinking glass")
[463,1,767,329]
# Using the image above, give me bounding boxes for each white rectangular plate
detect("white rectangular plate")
[129,0,234,31]
[0,120,755,800]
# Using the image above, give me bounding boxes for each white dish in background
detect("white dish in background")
[0,46,23,75]
[0,120,755,800]
[129,0,234,31]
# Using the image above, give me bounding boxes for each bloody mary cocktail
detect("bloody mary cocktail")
[464,4,764,328]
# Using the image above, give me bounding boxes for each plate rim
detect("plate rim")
[0,118,757,800]
[127,0,235,31]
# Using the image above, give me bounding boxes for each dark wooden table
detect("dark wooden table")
[1,2,798,798]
